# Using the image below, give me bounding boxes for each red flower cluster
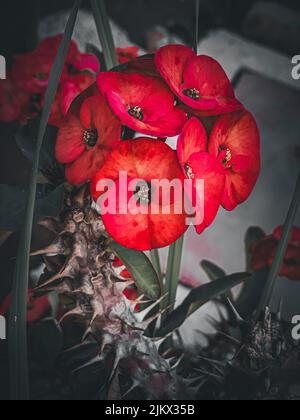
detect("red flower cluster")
[0,35,99,126]
[113,257,141,312]
[251,226,300,281]
[0,289,51,324]
[55,43,260,251]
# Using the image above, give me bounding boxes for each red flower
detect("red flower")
[0,289,51,324]
[97,72,187,137]
[91,138,188,251]
[12,51,55,94]
[37,35,100,74]
[208,110,260,211]
[155,44,243,116]
[48,73,95,127]
[177,118,225,234]
[123,286,141,312]
[250,226,300,281]
[56,94,121,185]
[112,257,132,279]
[0,76,29,122]
[12,35,99,96]
[125,57,159,77]
[117,46,139,64]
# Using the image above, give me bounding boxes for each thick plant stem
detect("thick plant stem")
[164,235,185,318]
[257,170,300,317]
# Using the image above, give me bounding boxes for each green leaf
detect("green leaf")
[201,260,233,300]
[0,184,65,231]
[90,0,118,70]
[16,118,58,171]
[111,242,162,301]
[155,272,251,337]
[164,236,184,317]
[8,0,81,401]
[257,170,300,316]
[201,260,226,281]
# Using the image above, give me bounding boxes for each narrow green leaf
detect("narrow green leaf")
[257,170,300,316]
[201,259,234,300]
[201,260,226,282]
[111,242,162,301]
[194,0,200,54]
[16,118,58,171]
[155,273,251,337]
[90,0,118,70]
[8,0,81,401]
[164,235,184,316]
[150,249,163,283]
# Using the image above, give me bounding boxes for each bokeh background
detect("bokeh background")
[0,0,300,349]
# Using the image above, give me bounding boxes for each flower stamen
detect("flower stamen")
[83,129,98,148]
[183,88,200,100]
[128,106,144,121]
[135,183,151,204]
[184,163,195,179]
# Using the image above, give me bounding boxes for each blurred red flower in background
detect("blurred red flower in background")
[208,110,260,211]
[177,117,225,234]
[91,138,188,251]
[155,44,243,117]
[97,72,187,137]
[116,46,139,64]
[56,94,121,185]
[0,76,30,123]
[0,289,51,324]
[0,35,99,126]
[250,226,300,281]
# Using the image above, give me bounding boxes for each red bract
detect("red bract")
[117,46,139,64]
[14,34,98,97]
[37,35,100,74]
[97,72,187,137]
[155,44,243,116]
[0,76,29,122]
[251,226,300,281]
[177,118,225,234]
[12,51,54,94]
[91,138,188,251]
[48,73,95,127]
[0,289,51,324]
[208,110,260,211]
[56,94,121,185]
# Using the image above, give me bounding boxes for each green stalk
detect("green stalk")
[8,0,81,400]
[90,0,118,70]
[194,0,200,54]
[164,235,185,317]
[150,249,163,283]
[257,170,300,317]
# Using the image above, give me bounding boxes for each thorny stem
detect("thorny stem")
[257,169,300,318]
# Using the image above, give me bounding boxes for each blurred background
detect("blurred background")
[0,0,299,347]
